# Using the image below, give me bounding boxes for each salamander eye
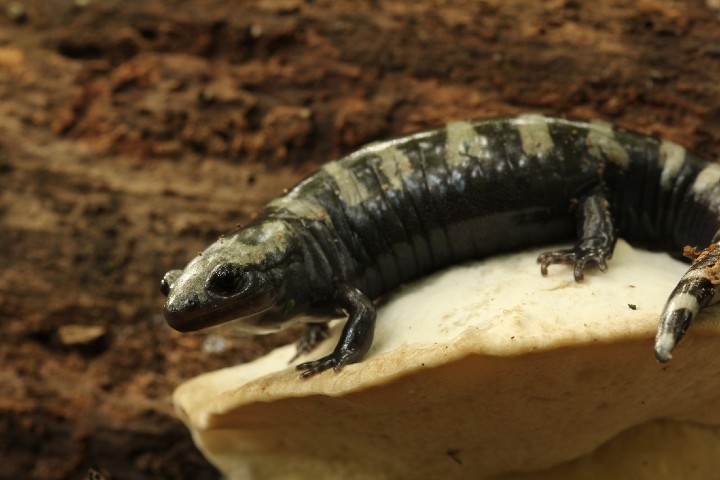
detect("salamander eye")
[206,263,246,297]
[160,270,182,297]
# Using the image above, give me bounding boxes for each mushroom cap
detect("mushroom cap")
[174,240,720,479]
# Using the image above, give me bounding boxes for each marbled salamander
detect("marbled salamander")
[161,114,720,378]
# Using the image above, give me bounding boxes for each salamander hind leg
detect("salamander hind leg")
[655,243,720,362]
[538,187,617,281]
[296,285,376,378]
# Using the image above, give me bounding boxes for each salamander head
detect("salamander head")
[161,220,303,334]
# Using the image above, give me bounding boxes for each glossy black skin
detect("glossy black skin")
[162,116,720,377]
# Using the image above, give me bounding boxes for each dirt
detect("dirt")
[1,0,719,478]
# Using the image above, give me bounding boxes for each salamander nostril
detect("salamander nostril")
[184,293,201,308]
[206,263,245,297]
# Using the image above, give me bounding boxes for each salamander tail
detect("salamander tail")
[655,243,720,362]
[655,308,692,362]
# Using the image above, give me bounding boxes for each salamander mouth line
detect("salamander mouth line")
[166,297,276,332]
[195,307,285,336]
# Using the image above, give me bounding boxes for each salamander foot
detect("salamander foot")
[296,351,353,378]
[537,245,611,281]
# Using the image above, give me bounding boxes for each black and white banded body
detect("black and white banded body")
[161,114,720,377]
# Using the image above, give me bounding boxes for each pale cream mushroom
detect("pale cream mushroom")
[174,240,720,479]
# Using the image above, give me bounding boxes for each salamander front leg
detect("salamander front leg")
[296,284,376,378]
[538,187,617,281]
[655,243,720,362]
[289,323,330,362]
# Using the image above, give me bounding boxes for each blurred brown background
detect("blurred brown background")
[1,0,719,478]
